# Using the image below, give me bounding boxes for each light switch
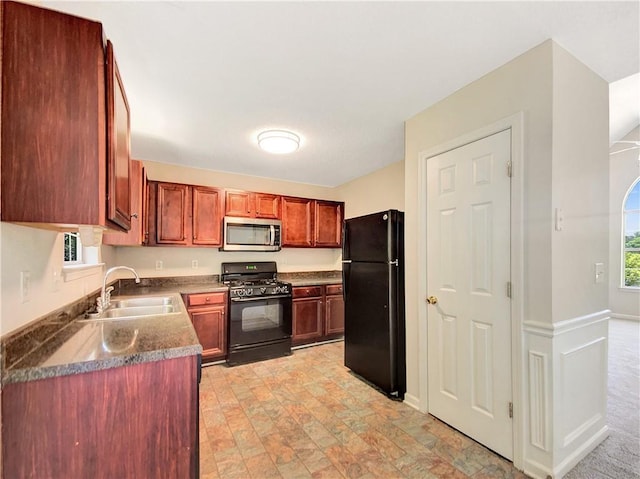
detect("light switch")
[594,263,605,284]
[555,208,564,231]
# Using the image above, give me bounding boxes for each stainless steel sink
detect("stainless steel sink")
[101,304,177,318]
[83,294,183,321]
[110,296,176,309]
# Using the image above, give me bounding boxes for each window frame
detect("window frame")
[622,177,640,288]
[62,231,104,282]
[63,232,83,265]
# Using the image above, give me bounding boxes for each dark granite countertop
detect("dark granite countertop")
[2,292,203,385]
[279,271,342,287]
[2,277,230,386]
[2,272,340,385]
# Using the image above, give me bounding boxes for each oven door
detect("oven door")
[228,294,292,348]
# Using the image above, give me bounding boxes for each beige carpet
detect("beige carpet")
[565,319,640,479]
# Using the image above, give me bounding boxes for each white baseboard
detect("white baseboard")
[403,392,421,411]
[554,425,609,478]
[611,312,640,322]
[523,457,552,479]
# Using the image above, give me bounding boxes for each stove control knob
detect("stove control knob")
[261,287,267,294]
[245,289,253,296]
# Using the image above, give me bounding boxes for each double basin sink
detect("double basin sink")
[84,294,184,321]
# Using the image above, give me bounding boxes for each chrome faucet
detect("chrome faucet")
[97,266,141,313]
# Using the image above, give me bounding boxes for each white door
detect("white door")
[426,129,513,459]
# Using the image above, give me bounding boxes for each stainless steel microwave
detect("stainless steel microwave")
[221,217,282,252]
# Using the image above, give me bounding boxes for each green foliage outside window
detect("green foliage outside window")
[64,232,79,263]
[625,232,640,287]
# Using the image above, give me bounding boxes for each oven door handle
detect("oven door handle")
[230,294,292,302]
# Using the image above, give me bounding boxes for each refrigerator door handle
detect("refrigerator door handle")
[389,259,398,266]
[342,260,352,264]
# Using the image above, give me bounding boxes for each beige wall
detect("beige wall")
[2,159,406,336]
[550,45,609,322]
[334,160,405,218]
[0,223,109,336]
[609,126,640,319]
[142,160,340,200]
[405,40,554,400]
[405,40,610,477]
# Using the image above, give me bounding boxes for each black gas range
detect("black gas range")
[221,262,292,366]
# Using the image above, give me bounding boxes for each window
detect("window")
[623,178,640,287]
[62,229,104,281]
[63,232,82,264]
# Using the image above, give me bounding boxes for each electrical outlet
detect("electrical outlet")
[20,271,31,303]
[192,260,198,269]
[155,260,163,270]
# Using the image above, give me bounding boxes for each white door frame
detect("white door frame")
[417,112,525,470]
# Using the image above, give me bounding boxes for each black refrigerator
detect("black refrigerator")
[342,209,405,400]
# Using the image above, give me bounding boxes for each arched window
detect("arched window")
[623,178,640,287]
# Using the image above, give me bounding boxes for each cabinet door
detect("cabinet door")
[325,294,345,336]
[106,40,131,231]
[156,183,189,245]
[282,197,314,247]
[0,2,106,226]
[103,160,143,246]
[225,190,252,217]
[292,297,323,344]
[315,201,343,247]
[189,306,227,361]
[192,186,223,246]
[2,356,199,479]
[255,193,281,219]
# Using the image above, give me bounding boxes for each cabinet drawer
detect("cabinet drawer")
[325,284,343,295]
[292,286,323,298]
[185,292,226,307]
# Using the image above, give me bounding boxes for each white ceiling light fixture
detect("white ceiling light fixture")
[257,129,300,154]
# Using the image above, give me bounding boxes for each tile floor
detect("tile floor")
[198,341,528,478]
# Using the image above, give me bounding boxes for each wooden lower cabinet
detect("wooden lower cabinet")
[325,284,345,335]
[183,292,227,362]
[292,284,344,346]
[1,355,200,479]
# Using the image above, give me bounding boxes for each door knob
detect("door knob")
[426,296,438,305]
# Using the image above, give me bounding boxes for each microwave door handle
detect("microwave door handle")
[270,225,275,245]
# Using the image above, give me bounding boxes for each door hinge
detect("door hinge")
[507,162,512,177]
[509,402,513,418]
[506,282,512,298]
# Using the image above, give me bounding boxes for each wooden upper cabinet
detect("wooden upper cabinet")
[225,190,252,217]
[281,197,344,248]
[106,40,131,231]
[103,160,144,246]
[281,197,314,247]
[225,190,280,219]
[315,201,343,247]
[146,181,224,247]
[192,186,223,245]
[0,2,131,231]
[156,183,190,245]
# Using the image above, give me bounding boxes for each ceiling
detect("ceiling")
[45,1,640,188]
